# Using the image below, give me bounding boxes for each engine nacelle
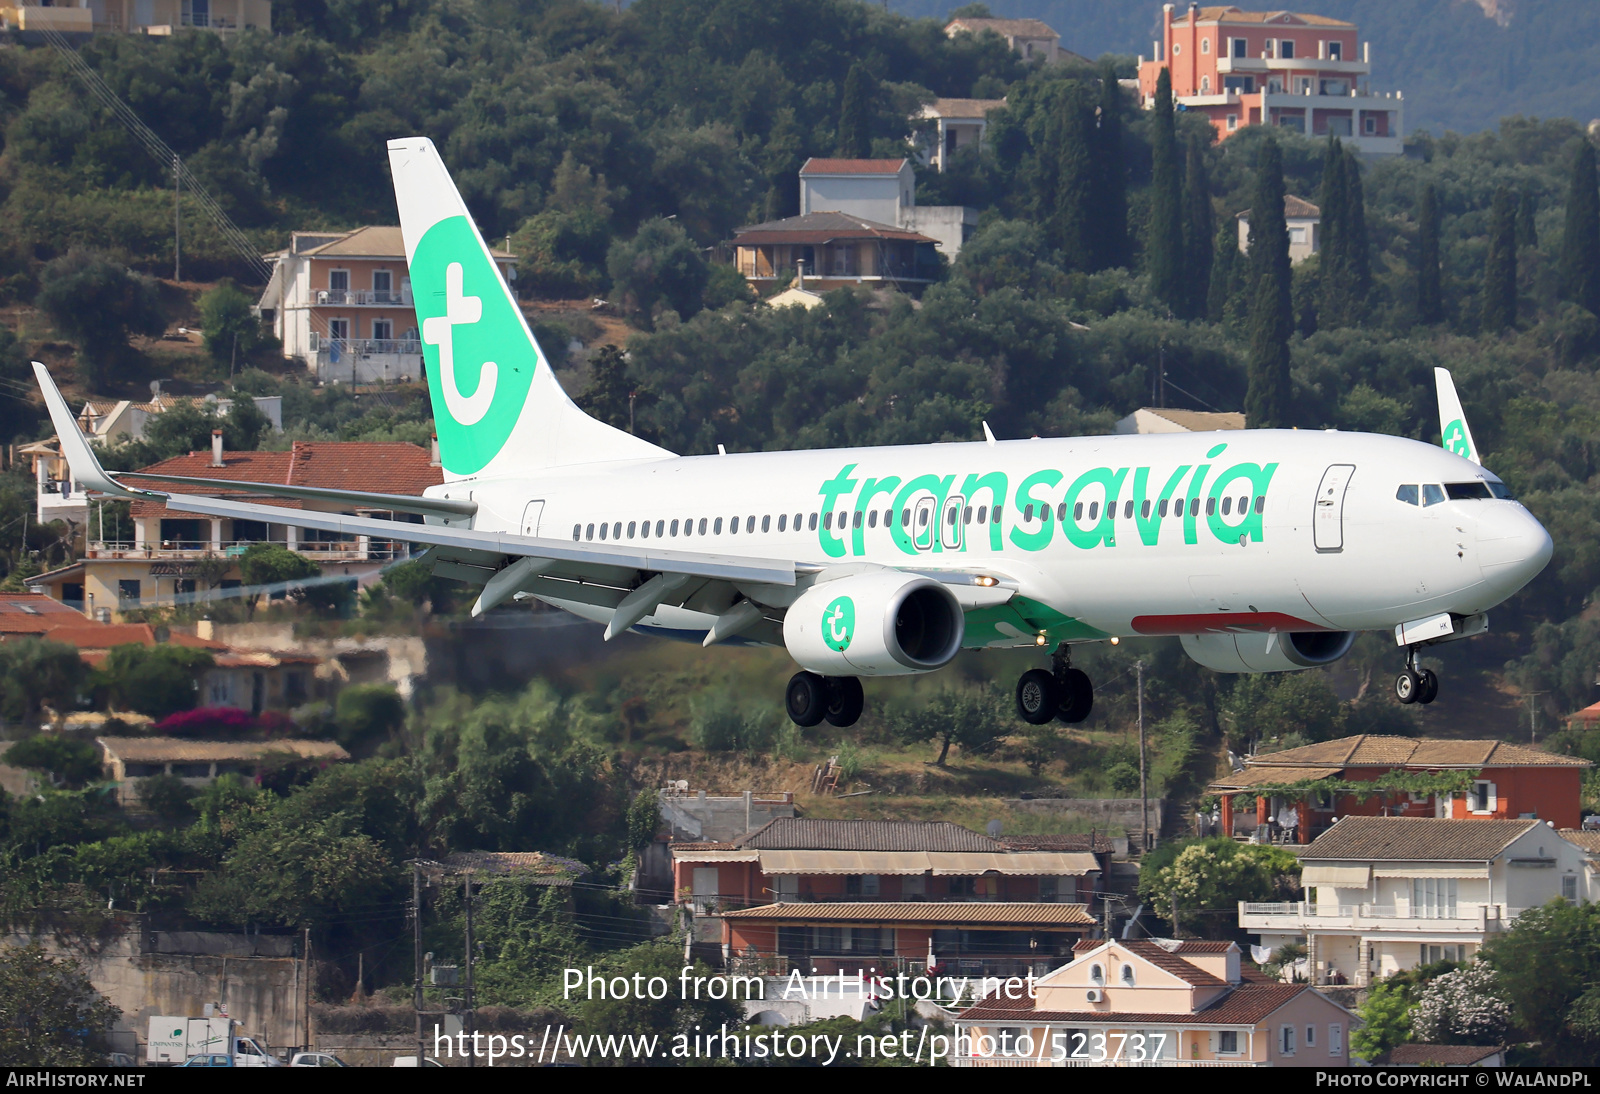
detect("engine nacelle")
[1180,630,1355,673]
[783,572,964,677]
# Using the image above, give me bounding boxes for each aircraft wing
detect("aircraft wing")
[33,363,1012,637]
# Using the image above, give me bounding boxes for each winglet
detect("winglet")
[31,362,157,500]
[1434,367,1480,465]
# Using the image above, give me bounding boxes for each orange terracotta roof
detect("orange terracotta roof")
[1243,735,1590,769]
[1173,7,1354,28]
[43,623,227,651]
[798,158,909,176]
[98,736,349,764]
[123,441,441,518]
[945,17,1059,38]
[1559,829,1600,853]
[0,595,89,633]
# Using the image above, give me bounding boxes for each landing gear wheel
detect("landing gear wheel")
[1395,669,1422,705]
[823,677,865,728]
[1016,668,1060,725]
[1417,669,1439,705]
[785,671,828,727]
[1056,667,1094,724]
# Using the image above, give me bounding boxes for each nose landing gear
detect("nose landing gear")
[1395,649,1439,705]
[1015,644,1095,725]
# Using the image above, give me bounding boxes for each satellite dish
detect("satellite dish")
[986,819,1003,838]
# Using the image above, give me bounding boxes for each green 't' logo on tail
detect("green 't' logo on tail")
[1443,417,1473,460]
[413,215,537,475]
[823,596,855,652]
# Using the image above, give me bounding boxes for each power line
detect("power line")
[37,27,272,286]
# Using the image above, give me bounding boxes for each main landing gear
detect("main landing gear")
[1394,648,1439,706]
[786,672,865,729]
[1016,644,1095,725]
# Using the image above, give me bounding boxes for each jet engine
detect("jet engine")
[783,572,964,677]
[1180,630,1355,673]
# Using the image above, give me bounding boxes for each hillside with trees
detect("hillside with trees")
[5,0,1600,1030]
[891,0,1600,136]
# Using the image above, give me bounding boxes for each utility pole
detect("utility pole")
[302,927,310,1052]
[173,154,181,283]
[463,872,475,1068]
[412,863,423,1068]
[1137,659,1149,852]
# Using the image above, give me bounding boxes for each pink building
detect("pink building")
[1137,4,1403,155]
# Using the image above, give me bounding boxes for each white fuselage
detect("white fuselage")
[428,428,1552,648]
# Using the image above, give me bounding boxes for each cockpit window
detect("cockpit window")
[1488,482,1513,500]
[1422,484,1446,507]
[1395,484,1419,505]
[1445,482,1493,500]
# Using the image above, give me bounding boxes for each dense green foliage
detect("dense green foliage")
[0,945,121,1065]
[96,643,213,718]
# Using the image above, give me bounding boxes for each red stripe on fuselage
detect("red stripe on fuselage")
[1130,612,1327,635]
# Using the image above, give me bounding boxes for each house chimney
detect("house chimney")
[196,617,214,641]
[430,433,441,467]
[796,260,805,291]
[211,429,224,468]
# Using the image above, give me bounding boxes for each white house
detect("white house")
[954,938,1354,1067]
[1236,195,1322,265]
[916,98,1007,172]
[796,157,977,259]
[1239,817,1593,987]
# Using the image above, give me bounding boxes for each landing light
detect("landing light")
[976,575,998,587]
[1034,634,1048,646]
[1110,636,1120,645]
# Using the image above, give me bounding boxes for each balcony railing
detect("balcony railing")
[314,289,414,307]
[87,539,406,562]
[1239,901,1515,931]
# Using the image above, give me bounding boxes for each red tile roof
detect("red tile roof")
[1172,7,1353,28]
[0,594,90,634]
[1237,735,1591,770]
[123,441,441,519]
[43,623,226,652]
[732,212,936,247]
[798,158,909,175]
[962,982,1320,1026]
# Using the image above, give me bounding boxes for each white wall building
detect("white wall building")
[1239,817,1594,986]
[796,158,976,259]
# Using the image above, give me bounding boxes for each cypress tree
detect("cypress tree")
[1180,137,1213,319]
[1416,183,1443,325]
[1316,136,1350,327]
[1094,59,1129,270]
[1341,149,1371,319]
[1245,139,1292,428]
[837,64,873,159]
[1146,68,1184,312]
[1207,216,1241,324]
[1517,190,1538,248]
[1482,186,1518,334]
[1052,84,1098,271]
[1561,139,1600,315]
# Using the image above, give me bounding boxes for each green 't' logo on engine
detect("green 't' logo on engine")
[1443,418,1473,459]
[822,596,855,652]
[413,214,539,475]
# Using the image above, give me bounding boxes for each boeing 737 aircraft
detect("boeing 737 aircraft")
[31,137,1554,730]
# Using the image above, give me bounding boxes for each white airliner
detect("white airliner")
[32,137,1553,729]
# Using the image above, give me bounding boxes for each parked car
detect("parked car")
[107,1053,135,1068]
[290,1052,349,1067]
[182,1055,234,1067]
[391,1056,444,1067]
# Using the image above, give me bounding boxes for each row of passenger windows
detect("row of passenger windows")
[1396,482,1514,506]
[1020,495,1266,522]
[573,507,1000,542]
[572,494,1267,542]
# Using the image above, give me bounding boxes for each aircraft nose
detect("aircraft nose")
[1477,505,1553,598]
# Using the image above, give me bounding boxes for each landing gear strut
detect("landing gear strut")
[786,671,864,728]
[1015,644,1095,725]
[1395,648,1439,706]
